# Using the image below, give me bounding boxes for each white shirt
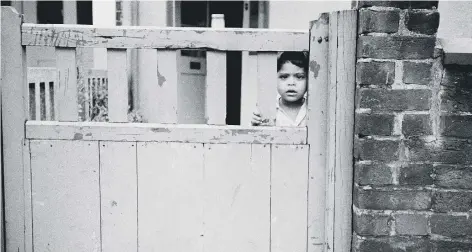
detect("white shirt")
[275,98,307,127]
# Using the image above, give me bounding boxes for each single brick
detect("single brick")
[406,139,472,164]
[435,165,472,189]
[431,214,472,238]
[356,114,395,136]
[354,187,432,210]
[356,61,395,86]
[403,61,432,85]
[432,190,472,213]
[356,139,401,162]
[355,163,394,185]
[441,65,472,113]
[394,213,428,235]
[402,114,432,137]
[355,237,431,252]
[358,1,438,9]
[405,10,440,35]
[432,240,472,252]
[357,36,436,59]
[441,115,472,138]
[354,212,391,236]
[399,163,433,185]
[359,89,431,112]
[358,9,400,34]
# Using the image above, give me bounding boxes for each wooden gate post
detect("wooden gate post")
[0,6,3,252]
[307,12,329,252]
[1,6,28,252]
[307,9,357,252]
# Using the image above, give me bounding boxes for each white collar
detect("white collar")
[276,97,307,126]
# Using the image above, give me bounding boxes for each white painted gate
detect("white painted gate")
[1,6,357,252]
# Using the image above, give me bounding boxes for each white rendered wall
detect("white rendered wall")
[437,1,472,38]
[268,1,351,30]
[93,0,116,70]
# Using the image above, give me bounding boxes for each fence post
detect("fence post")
[307,9,357,252]
[326,10,357,252]
[307,12,329,252]
[0,6,3,252]
[1,6,27,252]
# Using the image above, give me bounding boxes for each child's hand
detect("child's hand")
[251,111,262,126]
[252,109,272,126]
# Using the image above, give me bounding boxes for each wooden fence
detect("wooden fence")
[28,67,108,121]
[1,6,357,252]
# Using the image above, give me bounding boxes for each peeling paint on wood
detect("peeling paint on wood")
[310,60,321,79]
[156,64,166,87]
[21,24,308,51]
[26,121,307,144]
[307,10,330,252]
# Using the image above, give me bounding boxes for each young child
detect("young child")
[251,51,308,127]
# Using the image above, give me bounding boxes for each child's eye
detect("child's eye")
[278,74,289,79]
[296,74,306,80]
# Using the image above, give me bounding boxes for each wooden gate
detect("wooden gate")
[1,6,356,252]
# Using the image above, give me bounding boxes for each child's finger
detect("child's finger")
[251,115,261,126]
[253,114,261,121]
[253,111,261,117]
[251,119,260,126]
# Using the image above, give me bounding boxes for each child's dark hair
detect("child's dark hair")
[277,51,308,73]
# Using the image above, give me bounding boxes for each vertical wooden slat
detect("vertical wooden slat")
[30,140,100,251]
[56,48,78,121]
[107,49,129,122]
[138,49,179,123]
[270,145,309,252]
[205,51,227,124]
[206,14,227,125]
[100,141,137,252]
[325,11,338,252]
[76,47,88,121]
[204,143,270,252]
[334,10,356,252]
[23,141,33,252]
[306,13,329,252]
[138,142,204,251]
[1,7,26,251]
[240,53,258,126]
[257,52,278,126]
[35,82,40,120]
[0,8,3,251]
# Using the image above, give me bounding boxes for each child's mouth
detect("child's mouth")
[286,91,297,95]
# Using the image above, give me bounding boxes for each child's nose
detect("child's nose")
[287,76,295,85]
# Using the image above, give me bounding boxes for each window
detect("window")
[37,1,63,24]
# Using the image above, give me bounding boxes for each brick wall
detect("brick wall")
[353,1,472,251]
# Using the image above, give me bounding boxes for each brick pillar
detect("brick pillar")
[352,1,471,250]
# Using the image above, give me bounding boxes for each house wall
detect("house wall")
[353,1,472,250]
[267,1,350,29]
[437,1,472,38]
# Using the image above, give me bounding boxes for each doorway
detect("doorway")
[179,1,244,125]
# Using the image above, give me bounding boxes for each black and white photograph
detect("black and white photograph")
[0,0,471,251]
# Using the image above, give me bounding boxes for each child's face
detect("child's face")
[277,62,307,103]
